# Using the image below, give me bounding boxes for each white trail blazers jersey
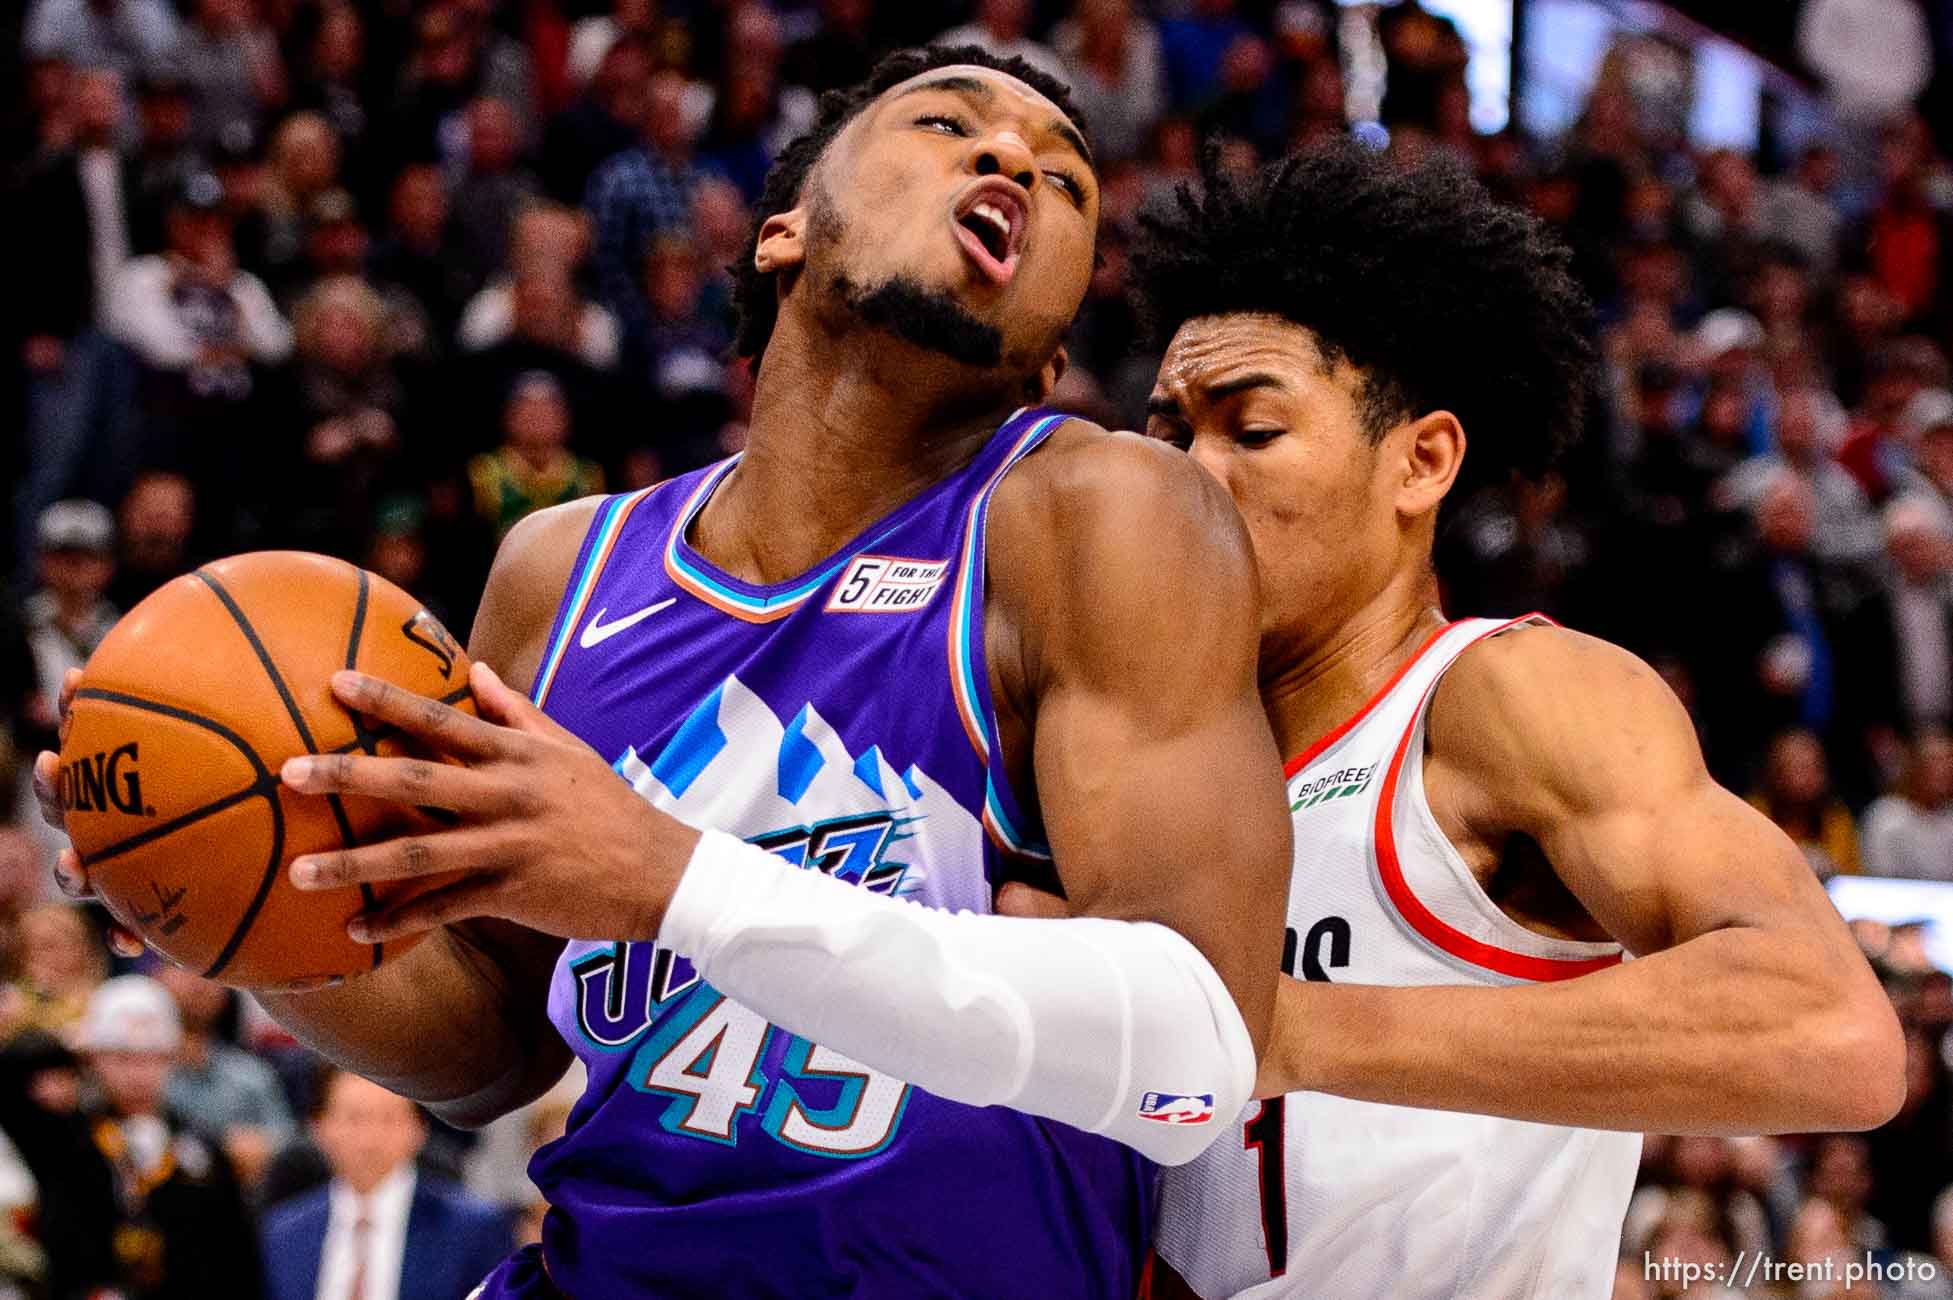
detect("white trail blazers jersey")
[1155,616,1641,1300]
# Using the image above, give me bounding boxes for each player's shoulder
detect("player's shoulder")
[1431,621,1701,811]
[990,417,1249,581]
[1443,622,1663,718]
[472,495,611,688]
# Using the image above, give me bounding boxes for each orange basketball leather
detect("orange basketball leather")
[60,551,476,989]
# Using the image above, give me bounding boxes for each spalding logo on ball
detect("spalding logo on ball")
[59,551,474,990]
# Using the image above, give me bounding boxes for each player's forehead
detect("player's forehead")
[1153,314,1332,405]
[870,64,1075,140]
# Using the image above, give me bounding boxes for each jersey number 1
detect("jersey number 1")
[1247,918,1351,1278]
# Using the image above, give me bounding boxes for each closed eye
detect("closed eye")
[1045,169,1086,204]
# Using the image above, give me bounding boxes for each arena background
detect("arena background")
[3,0,1953,1296]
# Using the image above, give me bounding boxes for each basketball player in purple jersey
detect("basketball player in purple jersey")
[1005,145,1904,1298]
[37,48,1292,1297]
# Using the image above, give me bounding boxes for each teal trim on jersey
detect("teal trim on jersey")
[760,1035,915,1160]
[665,456,915,617]
[951,414,1063,857]
[950,532,991,751]
[948,414,1065,757]
[985,775,1052,860]
[531,490,634,706]
[665,541,863,613]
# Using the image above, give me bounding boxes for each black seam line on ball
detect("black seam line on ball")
[341,564,382,969]
[71,689,276,865]
[195,567,363,848]
[67,686,287,980]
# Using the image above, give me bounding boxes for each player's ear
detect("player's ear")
[754,207,808,278]
[1394,410,1465,519]
[1026,346,1068,403]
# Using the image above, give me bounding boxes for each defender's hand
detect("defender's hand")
[32,668,147,958]
[280,661,700,944]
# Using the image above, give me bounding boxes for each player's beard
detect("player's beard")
[811,180,1006,369]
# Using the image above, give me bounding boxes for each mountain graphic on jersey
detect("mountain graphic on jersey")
[606,672,990,911]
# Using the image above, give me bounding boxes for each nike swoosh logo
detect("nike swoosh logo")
[580,598,677,648]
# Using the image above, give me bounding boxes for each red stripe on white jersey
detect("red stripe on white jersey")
[1282,620,1463,780]
[1370,615,1622,983]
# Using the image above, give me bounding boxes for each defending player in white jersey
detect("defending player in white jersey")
[1004,143,1906,1299]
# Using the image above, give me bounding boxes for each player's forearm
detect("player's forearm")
[1267,926,1903,1134]
[664,830,1257,1164]
[258,921,570,1128]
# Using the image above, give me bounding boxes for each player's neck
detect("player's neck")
[1258,571,1447,765]
[696,323,1019,585]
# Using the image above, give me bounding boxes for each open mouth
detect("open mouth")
[953,182,1026,285]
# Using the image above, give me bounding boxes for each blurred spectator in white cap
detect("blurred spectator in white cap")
[67,974,266,1298]
[12,501,116,873]
[1860,729,1953,880]
[25,499,116,731]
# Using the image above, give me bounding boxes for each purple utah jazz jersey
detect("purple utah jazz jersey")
[507,409,1152,1298]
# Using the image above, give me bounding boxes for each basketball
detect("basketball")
[57,551,475,990]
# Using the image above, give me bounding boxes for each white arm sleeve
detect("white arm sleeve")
[659,830,1256,1165]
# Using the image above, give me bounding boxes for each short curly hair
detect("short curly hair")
[1132,141,1594,486]
[729,44,1088,372]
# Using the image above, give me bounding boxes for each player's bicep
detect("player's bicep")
[1012,437,1291,1045]
[1467,632,1839,956]
[1543,774,1824,957]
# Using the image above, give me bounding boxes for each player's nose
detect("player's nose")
[970,131,1037,193]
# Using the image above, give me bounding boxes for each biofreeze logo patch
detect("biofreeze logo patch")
[826,555,951,613]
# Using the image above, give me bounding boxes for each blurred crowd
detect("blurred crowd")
[0,0,1951,1296]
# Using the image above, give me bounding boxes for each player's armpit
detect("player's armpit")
[987,428,1293,1058]
[1267,627,1904,1134]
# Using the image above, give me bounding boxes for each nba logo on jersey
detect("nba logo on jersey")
[825,554,950,612]
[1138,1092,1215,1125]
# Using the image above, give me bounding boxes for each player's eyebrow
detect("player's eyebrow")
[893,75,1095,171]
[1203,373,1287,401]
[1145,393,1181,419]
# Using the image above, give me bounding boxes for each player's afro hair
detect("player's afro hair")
[1132,141,1594,486]
[730,44,1088,373]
